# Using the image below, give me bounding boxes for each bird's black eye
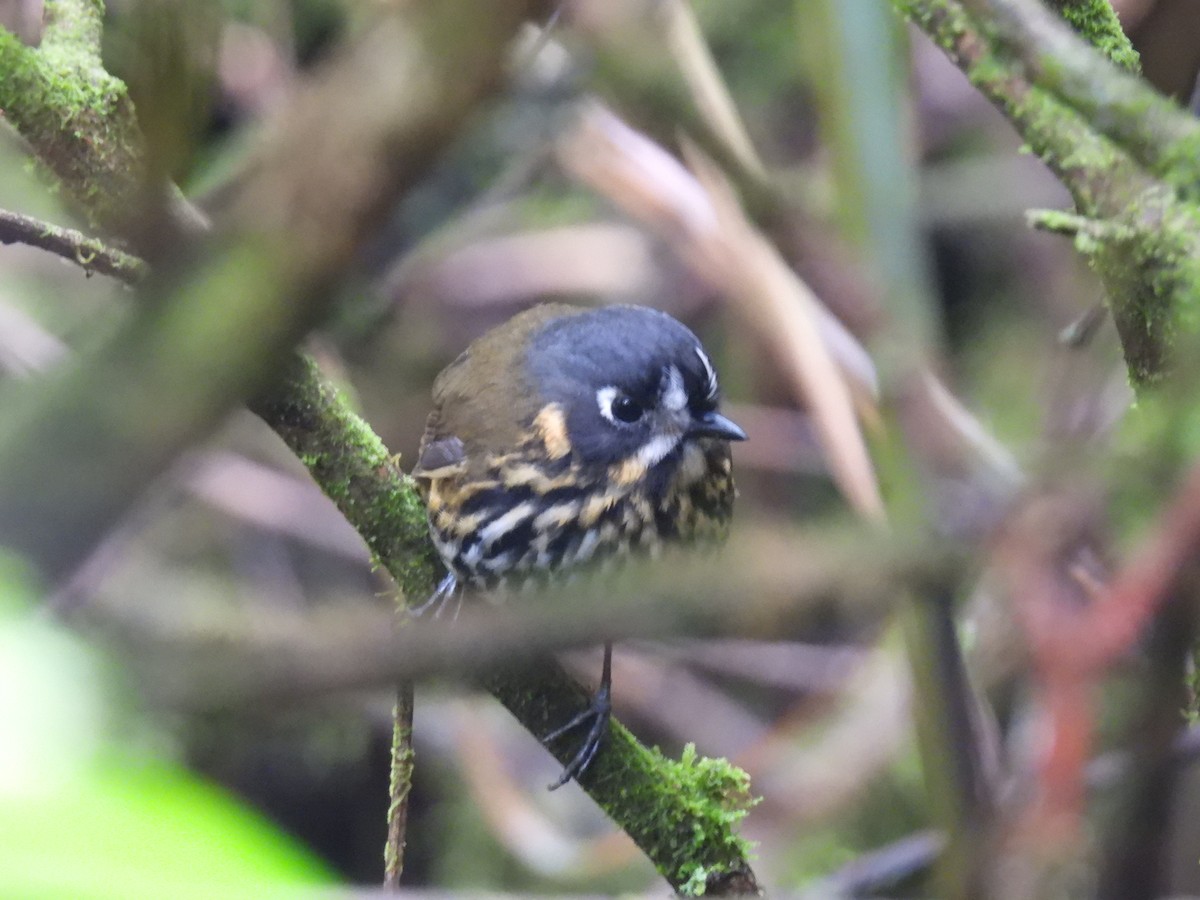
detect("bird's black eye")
[611,394,643,423]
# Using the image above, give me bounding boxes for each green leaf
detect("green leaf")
[0,759,334,899]
[0,555,335,898]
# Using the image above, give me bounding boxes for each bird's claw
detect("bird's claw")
[543,682,611,790]
[410,571,461,619]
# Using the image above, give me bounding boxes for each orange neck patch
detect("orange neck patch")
[533,403,572,460]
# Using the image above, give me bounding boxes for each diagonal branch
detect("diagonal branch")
[0,1,537,583]
[894,0,1154,212]
[958,0,1200,194]
[893,0,1200,388]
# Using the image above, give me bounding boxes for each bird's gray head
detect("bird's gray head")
[526,305,746,472]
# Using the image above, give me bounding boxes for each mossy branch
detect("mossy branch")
[0,0,146,231]
[41,0,104,53]
[247,354,441,602]
[0,2,544,583]
[1046,0,1139,73]
[249,352,760,897]
[891,0,1200,386]
[958,0,1200,194]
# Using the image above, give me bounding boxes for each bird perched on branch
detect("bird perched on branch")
[413,303,745,787]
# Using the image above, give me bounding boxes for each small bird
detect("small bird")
[413,303,746,786]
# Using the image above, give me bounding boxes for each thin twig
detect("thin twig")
[383,682,416,890]
[0,207,147,283]
[816,830,945,897]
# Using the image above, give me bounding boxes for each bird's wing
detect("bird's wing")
[413,304,580,479]
[413,431,466,479]
[412,346,472,481]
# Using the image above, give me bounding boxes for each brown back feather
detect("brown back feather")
[413,304,588,478]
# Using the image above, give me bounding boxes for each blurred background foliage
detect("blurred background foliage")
[1,0,1198,896]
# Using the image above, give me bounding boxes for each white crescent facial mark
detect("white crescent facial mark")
[661,365,687,412]
[596,385,621,424]
[635,432,681,470]
[695,345,719,402]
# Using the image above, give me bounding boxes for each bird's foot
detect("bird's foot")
[542,681,611,790]
[409,571,462,620]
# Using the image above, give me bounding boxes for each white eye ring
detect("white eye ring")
[597,386,643,424]
[597,386,620,423]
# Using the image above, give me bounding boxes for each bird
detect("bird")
[412,302,746,787]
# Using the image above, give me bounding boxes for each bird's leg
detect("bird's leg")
[543,641,613,790]
[409,571,460,619]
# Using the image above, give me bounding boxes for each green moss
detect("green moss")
[578,732,758,893]
[483,663,759,893]
[891,0,1135,213]
[0,8,145,229]
[1053,0,1140,74]
[657,744,758,896]
[41,0,106,54]
[249,353,442,603]
[1025,184,1200,388]
[1026,208,1091,237]
[890,0,1200,388]
[1159,134,1200,202]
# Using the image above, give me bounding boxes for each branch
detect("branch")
[958,0,1200,193]
[246,353,439,602]
[383,684,415,889]
[0,1,537,583]
[0,0,146,230]
[1096,574,1200,899]
[121,525,940,705]
[0,207,147,283]
[1046,0,1139,73]
[892,0,1152,213]
[247,352,762,896]
[891,0,1200,387]
[40,0,104,54]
